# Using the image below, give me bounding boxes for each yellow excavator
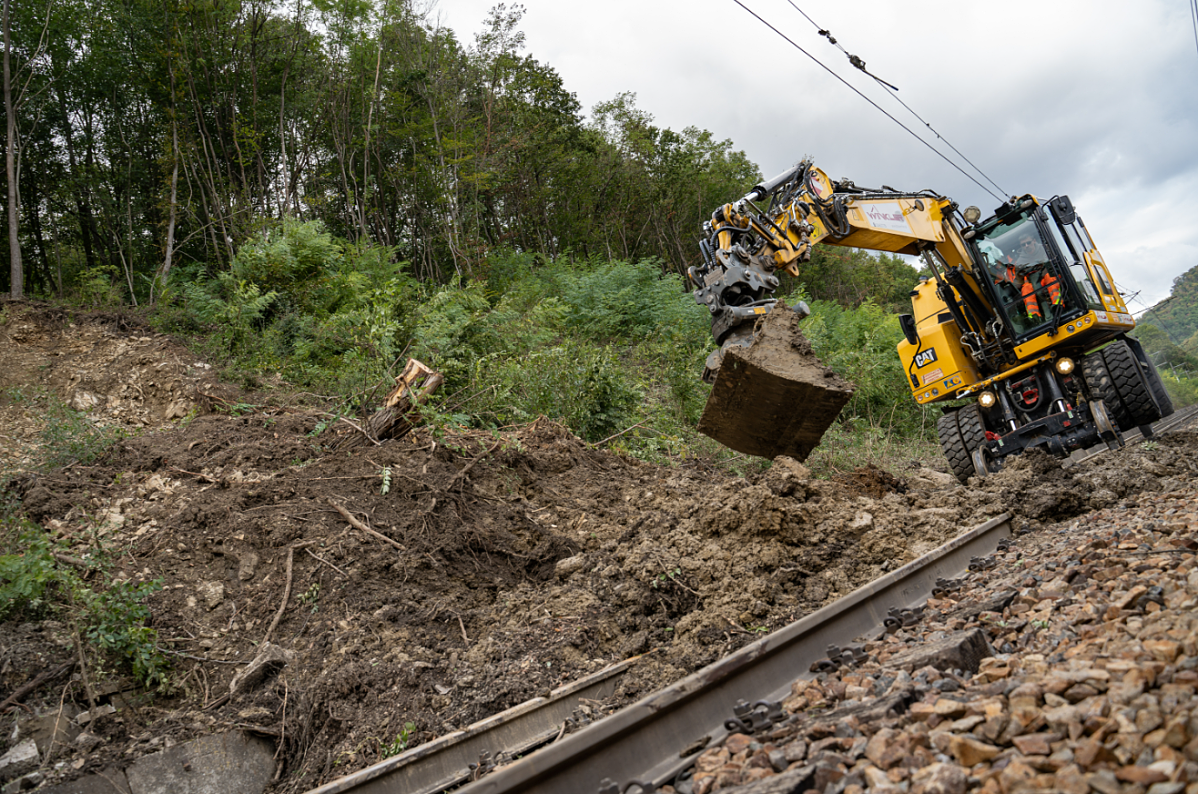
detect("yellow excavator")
[690,160,1173,483]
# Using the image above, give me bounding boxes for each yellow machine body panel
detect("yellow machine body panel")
[898,320,983,405]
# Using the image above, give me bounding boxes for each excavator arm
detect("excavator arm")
[690,160,1002,382]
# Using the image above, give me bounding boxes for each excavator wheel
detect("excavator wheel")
[937,404,986,485]
[1101,340,1161,429]
[1080,352,1132,431]
[1128,341,1175,420]
[1143,360,1174,418]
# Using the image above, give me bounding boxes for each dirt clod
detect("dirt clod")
[698,305,855,460]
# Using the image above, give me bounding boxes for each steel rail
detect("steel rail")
[306,658,638,794]
[1068,402,1198,466]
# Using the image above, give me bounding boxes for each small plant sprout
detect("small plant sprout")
[298,583,320,613]
[381,722,417,758]
[380,466,392,495]
[651,567,682,589]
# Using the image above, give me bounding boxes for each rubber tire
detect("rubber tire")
[1140,355,1175,419]
[1080,353,1131,430]
[937,404,986,485]
[1101,339,1160,429]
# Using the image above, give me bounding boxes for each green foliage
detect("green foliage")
[298,583,320,613]
[80,578,169,689]
[798,299,935,437]
[0,528,61,618]
[0,510,170,689]
[485,343,641,442]
[163,220,417,395]
[1162,369,1198,408]
[183,271,279,353]
[411,279,497,392]
[8,389,129,469]
[1141,264,1198,349]
[561,258,701,341]
[381,722,417,758]
[799,248,921,313]
[1132,324,1198,372]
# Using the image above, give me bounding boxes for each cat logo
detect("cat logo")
[914,348,938,369]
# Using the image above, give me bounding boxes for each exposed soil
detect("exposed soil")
[1,301,1195,792]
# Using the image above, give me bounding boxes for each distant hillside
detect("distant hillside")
[1139,264,1198,363]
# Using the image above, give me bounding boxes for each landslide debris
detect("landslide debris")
[0,302,1194,792]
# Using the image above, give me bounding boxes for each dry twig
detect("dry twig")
[262,540,318,645]
[329,500,404,551]
[305,546,348,577]
[0,660,74,714]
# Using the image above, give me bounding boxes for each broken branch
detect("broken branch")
[262,540,318,646]
[329,500,404,551]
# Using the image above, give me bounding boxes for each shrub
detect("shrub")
[800,299,934,438]
[0,517,169,690]
[561,258,701,341]
[483,343,640,442]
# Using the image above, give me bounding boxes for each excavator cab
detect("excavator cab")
[968,211,1086,340]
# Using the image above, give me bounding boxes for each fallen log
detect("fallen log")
[335,358,443,450]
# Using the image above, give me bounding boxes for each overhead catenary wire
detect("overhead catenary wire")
[783,0,1008,200]
[1191,0,1198,60]
[728,0,1006,203]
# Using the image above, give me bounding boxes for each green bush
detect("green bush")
[1162,370,1198,408]
[164,219,417,394]
[483,343,641,442]
[0,519,169,689]
[561,258,701,341]
[799,299,935,438]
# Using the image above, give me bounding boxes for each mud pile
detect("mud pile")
[1,303,1194,792]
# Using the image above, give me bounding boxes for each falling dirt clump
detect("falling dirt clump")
[835,465,909,499]
[1,302,1195,793]
[697,304,855,460]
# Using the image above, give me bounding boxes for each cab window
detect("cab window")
[1045,218,1102,310]
[1092,263,1114,296]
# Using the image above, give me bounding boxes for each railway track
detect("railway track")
[308,403,1198,794]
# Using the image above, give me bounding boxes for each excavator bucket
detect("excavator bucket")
[697,307,855,460]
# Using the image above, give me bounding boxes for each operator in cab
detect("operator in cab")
[1011,230,1060,321]
[1014,232,1047,267]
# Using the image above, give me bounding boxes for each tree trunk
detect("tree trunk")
[4,0,22,299]
[334,359,444,450]
[160,111,179,290]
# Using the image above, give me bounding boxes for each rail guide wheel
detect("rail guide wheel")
[1090,399,1124,451]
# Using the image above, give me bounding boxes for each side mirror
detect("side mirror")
[899,314,919,346]
[1049,196,1076,225]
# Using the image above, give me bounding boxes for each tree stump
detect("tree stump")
[335,358,443,449]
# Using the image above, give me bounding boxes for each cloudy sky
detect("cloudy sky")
[436,0,1198,311]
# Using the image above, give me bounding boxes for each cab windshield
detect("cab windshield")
[972,214,1071,336]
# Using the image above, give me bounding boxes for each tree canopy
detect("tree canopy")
[1,0,763,299]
